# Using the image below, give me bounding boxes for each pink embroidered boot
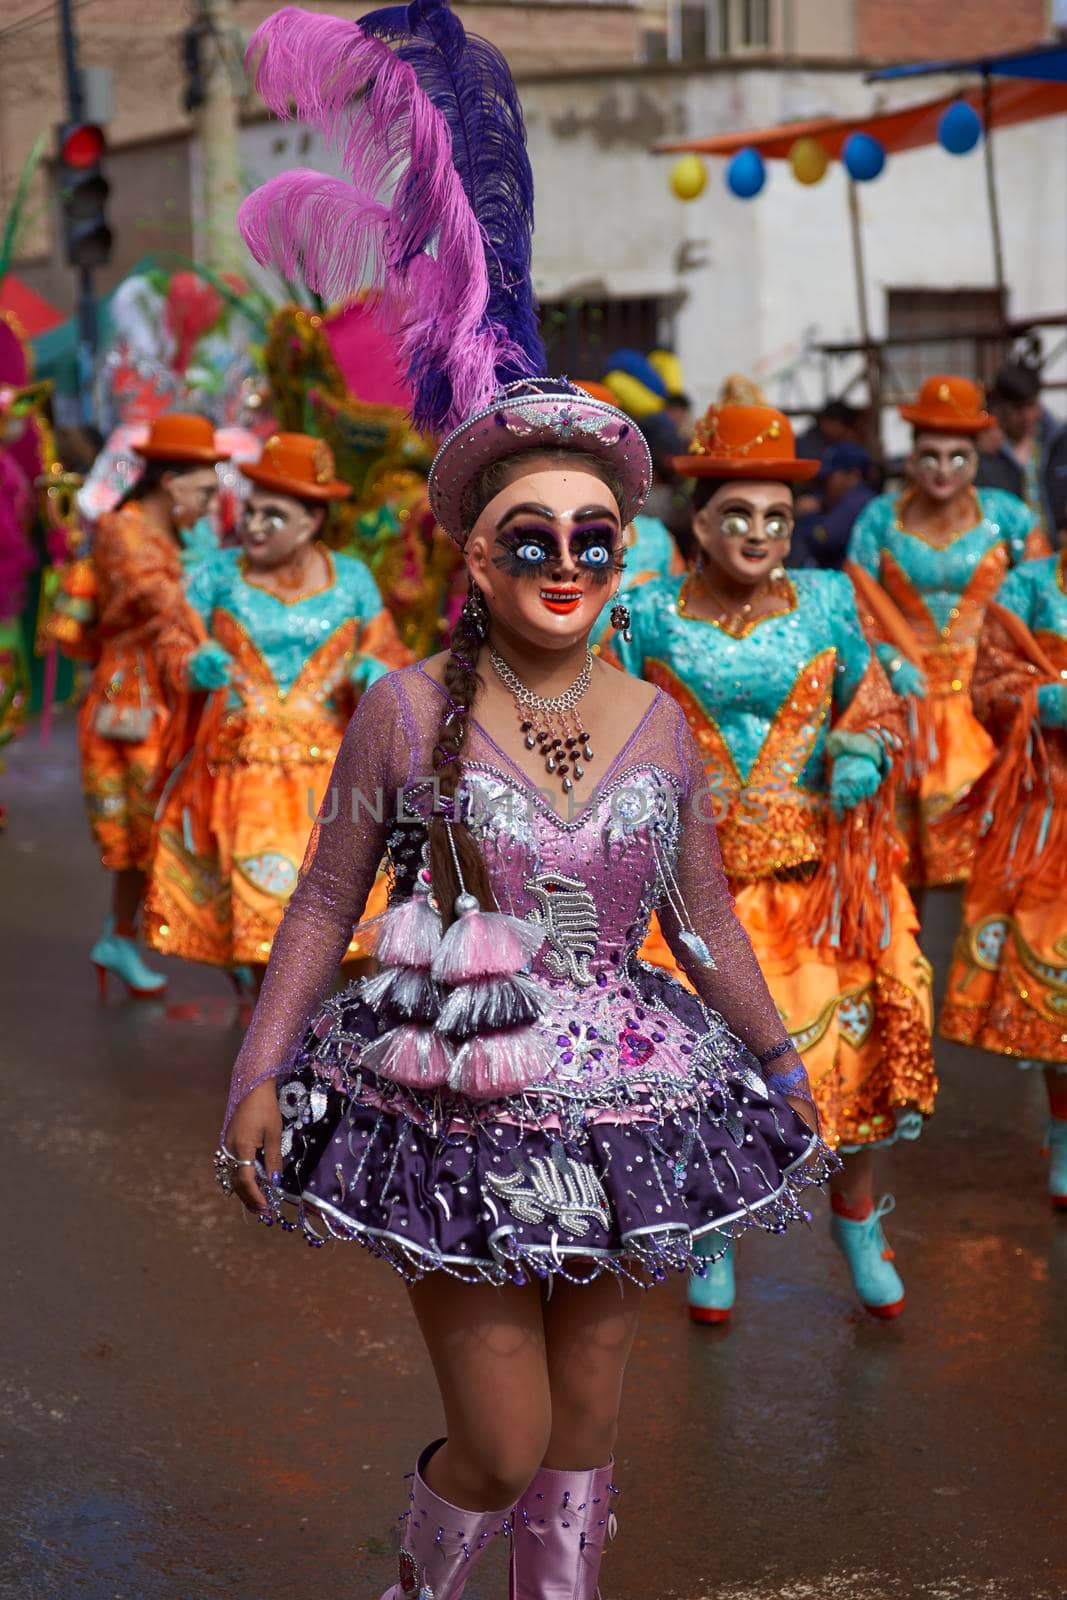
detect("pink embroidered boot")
[510,1462,618,1599]
[379,1440,513,1600]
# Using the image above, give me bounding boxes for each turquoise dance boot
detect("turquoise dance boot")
[1046,1120,1067,1211]
[91,916,167,999]
[830,1194,904,1319]
[688,1236,735,1325]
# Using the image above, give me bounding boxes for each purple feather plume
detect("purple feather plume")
[239,8,532,434]
[359,0,546,405]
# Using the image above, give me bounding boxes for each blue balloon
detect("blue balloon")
[843,131,886,183]
[726,147,766,199]
[939,101,982,156]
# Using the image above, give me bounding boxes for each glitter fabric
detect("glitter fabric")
[847,487,1048,885]
[145,547,409,966]
[941,553,1067,1064]
[615,568,937,1151]
[222,664,833,1284]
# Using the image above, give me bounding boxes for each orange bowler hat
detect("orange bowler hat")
[135,412,230,464]
[898,375,993,434]
[240,432,352,501]
[671,403,819,483]
[574,379,619,407]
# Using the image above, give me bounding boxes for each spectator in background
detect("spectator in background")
[977,362,1067,544]
[795,398,865,462]
[790,442,875,570]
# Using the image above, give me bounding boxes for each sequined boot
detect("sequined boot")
[91,915,167,999]
[830,1194,904,1319]
[379,1440,513,1600]
[510,1461,617,1599]
[1046,1119,1067,1211]
[688,1236,735,1325]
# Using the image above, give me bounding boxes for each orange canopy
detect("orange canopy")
[656,78,1067,159]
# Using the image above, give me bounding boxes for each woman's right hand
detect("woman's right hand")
[188,639,234,691]
[223,1080,284,1214]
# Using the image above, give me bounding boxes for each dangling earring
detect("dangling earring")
[459,588,488,639]
[610,602,632,643]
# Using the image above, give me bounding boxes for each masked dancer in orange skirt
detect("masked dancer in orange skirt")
[146,433,410,990]
[846,377,1047,892]
[80,413,227,998]
[614,403,937,1322]
[941,547,1067,1208]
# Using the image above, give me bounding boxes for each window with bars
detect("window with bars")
[663,0,772,61]
[885,287,1008,400]
[539,295,676,381]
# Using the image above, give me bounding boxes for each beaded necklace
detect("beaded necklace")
[489,647,594,796]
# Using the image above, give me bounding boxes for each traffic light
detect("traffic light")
[56,122,113,270]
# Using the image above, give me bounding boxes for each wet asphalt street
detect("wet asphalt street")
[2,714,1065,1600]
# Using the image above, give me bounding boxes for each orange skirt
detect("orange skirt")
[639,874,936,1150]
[78,644,170,873]
[941,857,1067,1065]
[898,691,993,887]
[146,756,389,967]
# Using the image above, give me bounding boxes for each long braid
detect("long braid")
[427,581,497,926]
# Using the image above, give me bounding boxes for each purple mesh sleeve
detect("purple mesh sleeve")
[221,672,413,1133]
[657,724,817,1122]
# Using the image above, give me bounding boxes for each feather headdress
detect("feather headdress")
[238,2,545,437]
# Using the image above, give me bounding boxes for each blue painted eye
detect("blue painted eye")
[516,541,548,564]
[581,544,611,567]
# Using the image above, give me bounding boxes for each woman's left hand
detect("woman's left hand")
[829,751,882,817]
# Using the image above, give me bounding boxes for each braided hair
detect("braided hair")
[427,448,624,925]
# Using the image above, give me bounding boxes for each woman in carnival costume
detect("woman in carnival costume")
[216,8,831,1597]
[614,402,937,1324]
[940,547,1067,1208]
[846,376,1046,891]
[146,431,410,987]
[78,411,227,998]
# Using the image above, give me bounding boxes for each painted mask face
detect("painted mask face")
[910,432,978,501]
[693,480,793,587]
[241,488,322,569]
[466,465,623,649]
[164,466,221,531]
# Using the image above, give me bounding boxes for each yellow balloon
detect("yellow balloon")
[789,137,829,186]
[669,154,707,202]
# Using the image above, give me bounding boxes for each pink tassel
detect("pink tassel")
[431,908,545,985]
[374,881,443,970]
[447,1028,551,1101]
[362,1025,453,1090]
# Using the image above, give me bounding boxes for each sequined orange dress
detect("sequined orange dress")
[77,504,200,871]
[615,569,937,1151]
[145,547,411,967]
[941,553,1067,1064]
[847,487,1047,886]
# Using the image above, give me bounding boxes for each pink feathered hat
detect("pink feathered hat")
[428,378,653,546]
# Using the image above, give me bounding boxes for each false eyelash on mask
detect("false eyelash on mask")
[492,527,560,578]
[570,527,625,582]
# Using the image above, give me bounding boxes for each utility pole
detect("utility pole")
[58,0,97,423]
[192,0,245,276]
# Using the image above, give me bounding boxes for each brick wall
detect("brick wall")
[856,0,1051,61]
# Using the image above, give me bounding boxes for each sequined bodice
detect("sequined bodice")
[399,758,682,984]
[848,488,1035,631]
[616,570,868,790]
[185,547,386,695]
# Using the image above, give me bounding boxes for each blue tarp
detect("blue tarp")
[870,43,1067,83]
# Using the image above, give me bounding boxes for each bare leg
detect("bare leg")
[541,1274,644,1469]
[112,867,146,930]
[830,1147,875,1215]
[1045,1065,1067,1120]
[407,1276,552,1511]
